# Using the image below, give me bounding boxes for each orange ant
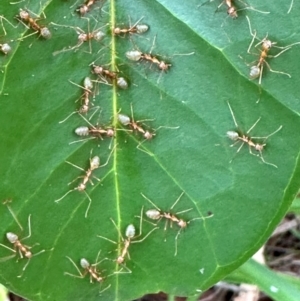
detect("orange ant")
[77,0,101,16]
[246,16,300,86]
[91,63,128,89]
[65,250,111,293]
[118,103,155,141]
[113,16,149,36]
[52,18,107,55]
[97,208,159,273]
[54,147,115,218]
[140,192,213,256]
[70,113,116,145]
[59,77,99,123]
[126,36,194,82]
[226,101,282,168]
[17,8,51,40]
[0,201,45,277]
[199,0,269,18]
[118,103,179,154]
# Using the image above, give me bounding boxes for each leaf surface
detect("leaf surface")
[0,0,300,300]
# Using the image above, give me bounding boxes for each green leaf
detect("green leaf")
[0,0,300,300]
[226,258,300,301]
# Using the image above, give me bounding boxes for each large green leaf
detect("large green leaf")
[0,0,300,300]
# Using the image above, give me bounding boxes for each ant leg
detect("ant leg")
[258,153,278,168]
[251,125,283,140]
[99,143,117,168]
[174,228,183,256]
[3,202,23,231]
[68,176,84,186]
[65,256,85,278]
[54,189,75,203]
[131,226,158,244]
[136,141,154,157]
[236,141,245,153]
[114,264,132,274]
[287,0,294,13]
[83,191,92,218]
[227,101,239,128]
[65,161,85,172]
[270,47,292,58]
[246,118,261,134]
[21,215,32,241]
[140,193,161,211]
[0,244,16,254]
[264,60,291,78]
[197,0,215,8]
[170,192,185,210]
[99,284,112,295]
[93,250,108,266]
[17,258,31,278]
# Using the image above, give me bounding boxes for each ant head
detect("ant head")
[144,130,155,140]
[79,104,89,114]
[25,250,32,258]
[116,256,124,264]
[19,9,29,20]
[106,128,115,137]
[227,7,238,18]
[78,33,88,43]
[159,61,171,71]
[113,27,121,35]
[178,219,187,228]
[78,5,89,16]
[255,143,265,152]
[262,39,274,51]
[77,183,86,191]
[92,65,104,75]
